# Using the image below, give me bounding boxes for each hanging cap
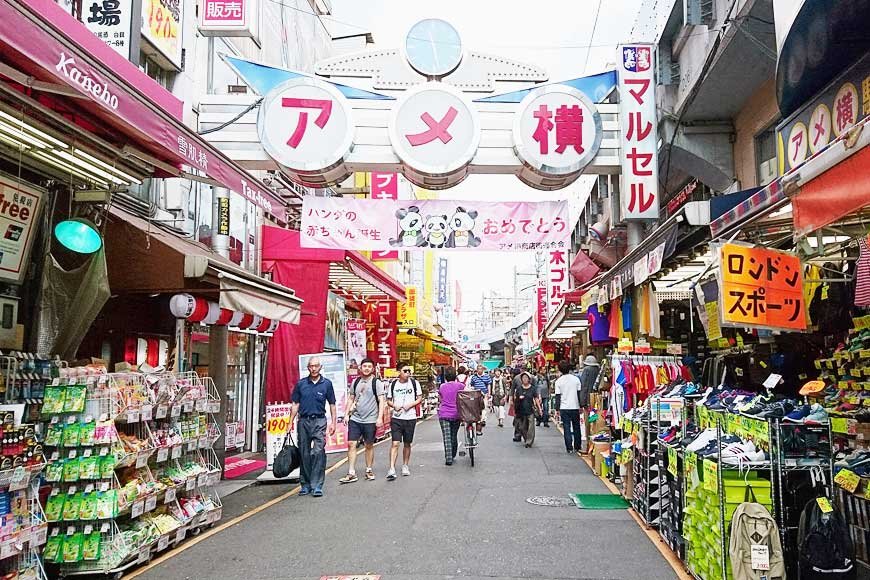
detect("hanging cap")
[584,355,599,366]
[799,380,826,396]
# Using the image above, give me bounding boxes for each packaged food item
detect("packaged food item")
[95,490,117,519]
[42,386,66,414]
[44,423,63,447]
[43,533,62,562]
[82,531,101,560]
[99,455,116,479]
[44,461,63,482]
[62,457,80,482]
[93,419,117,444]
[44,493,65,521]
[79,456,98,480]
[63,385,87,413]
[62,423,80,447]
[79,421,96,446]
[62,492,82,521]
[79,491,97,520]
[62,531,84,562]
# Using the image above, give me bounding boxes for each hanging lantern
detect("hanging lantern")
[248,315,263,331]
[236,313,255,329]
[216,308,234,325]
[255,318,272,333]
[266,319,280,333]
[170,294,209,322]
[228,311,246,327]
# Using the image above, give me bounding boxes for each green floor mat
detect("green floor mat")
[569,493,630,509]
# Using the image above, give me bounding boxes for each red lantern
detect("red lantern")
[216,309,234,325]
[236,313,255,329]
[255,318,272,333]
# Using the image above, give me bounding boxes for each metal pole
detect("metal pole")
[209,324,229,475]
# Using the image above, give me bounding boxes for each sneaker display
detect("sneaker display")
[803,404,829,425]
[686,429,717,452]
[783,404,812,423]
[759,400,796,419]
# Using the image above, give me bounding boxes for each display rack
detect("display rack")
[39,370,222,578]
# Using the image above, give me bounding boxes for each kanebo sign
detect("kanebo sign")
[253,20,613,191]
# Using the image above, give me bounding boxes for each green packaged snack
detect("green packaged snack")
[62,532,84,563]
[44,493,65,522]
[99,455,116,479]
[42,386,66,414]
[62,457,80,482]
[79,456,98,480]
[62,423,80,447]
[44,461,63,482]
[82,531,101,561]
[79,491,97,520]
[63,385,87,413]
[45,423,63,447]
[62,492,82,521]
[43,534,62,562]
[80,421,96,446]
[96,490,117,519]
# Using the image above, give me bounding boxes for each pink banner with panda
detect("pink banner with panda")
[301,197,570,251]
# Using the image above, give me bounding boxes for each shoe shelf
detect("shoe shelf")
[41,371,223,577]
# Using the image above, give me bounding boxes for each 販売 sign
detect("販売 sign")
[199,0,258,38]
[717,243,807,331]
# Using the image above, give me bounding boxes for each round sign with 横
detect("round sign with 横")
[389,83,480,177]
[257,77,354,173]
[513,85,602,177]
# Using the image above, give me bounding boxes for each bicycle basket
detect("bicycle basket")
[457,390,485,423]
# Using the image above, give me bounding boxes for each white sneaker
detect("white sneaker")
[686,429,718,452]
[386,468,397,481]
[401,465,410,476]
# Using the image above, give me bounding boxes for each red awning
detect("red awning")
[0,0,286,218]
[792,118,870,236]
[262,226,406,301]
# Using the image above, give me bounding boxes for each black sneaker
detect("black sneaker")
[759,401,795,419]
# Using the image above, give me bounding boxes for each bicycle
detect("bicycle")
[457,390,484,467]
[458,422,479,466]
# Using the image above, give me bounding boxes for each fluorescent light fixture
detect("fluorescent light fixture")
[0,133,29,151]
[0,110,69,148]
[73,149,142,184]
[0,121,50,148]
[55,150,125,184]
[30,151,109,186]
[54,218,103,254]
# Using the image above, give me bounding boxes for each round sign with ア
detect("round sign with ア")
[258,77,354,172]
[388,83,480,177]
[513,85,602,177]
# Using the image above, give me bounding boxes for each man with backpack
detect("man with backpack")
[386,363,424,480]
[340,358,386,484]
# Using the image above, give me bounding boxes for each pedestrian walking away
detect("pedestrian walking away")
[437,366,465,465]
[340,358,387,483]
[509,371,541,448]
[289,357,337,497]
[490,368,509,427]
[386,363,423,480]
[468,365,491,434]
[554,359,583,454]
[535,366,551,427]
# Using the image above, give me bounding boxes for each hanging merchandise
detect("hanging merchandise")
[587,303,614,346]
[796,497,855,579]
[729,490,785,580]
[855,236,870,308]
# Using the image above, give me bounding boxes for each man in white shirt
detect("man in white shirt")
[386,363,423,480]
[555,360,583,454]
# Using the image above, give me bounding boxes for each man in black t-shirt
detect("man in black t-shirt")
[508,372,541,448]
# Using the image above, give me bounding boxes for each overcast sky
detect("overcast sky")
[326,0,644,331]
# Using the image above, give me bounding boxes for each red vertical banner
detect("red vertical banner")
[370,172,399,261]
[547,249,569,316]
[536,282,548,332]
[364,300,397,372]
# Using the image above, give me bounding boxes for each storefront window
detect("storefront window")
[755,124,778,186]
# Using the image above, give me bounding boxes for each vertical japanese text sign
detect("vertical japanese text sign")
[536,280,548,335]
[364,301,397,370]
[370,172,399,260]
[83,0,133,59]
[618,45,659,220]
[718,243,807,331]
[437,257,448,304]
[397,286,418,328]
[547,250,570,316]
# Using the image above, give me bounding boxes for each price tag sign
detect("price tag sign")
[31,525,47,546]
[175,527,187,543]
[0,542,16,559]
[145,495,157,512]
[208,401,220,414]
[210,472,221,486]
[183,400,194,413]
[750,544,770,570]
[9,466,28,491]
[762,373,783,390]
[832,417,849,433]
[171,405,181,418]
[127,410,140,424]
[157,535,169,551]
[703,459,719,492]
[165,488,176,503]
[198,473,209,487]
[171,445,182,460]
[186,477,196,491]
[131,500,144,518]
[817,497,834,513]
[136,452,150,468]
[667,446,678,478]
[137,547,150,564]
[186,441,196,452]
[195,399,206,412]
[141,405,153,422]
[157,447,169,463]
[835,469,860,493]
[199,436,209,449]
[156,404,168,419]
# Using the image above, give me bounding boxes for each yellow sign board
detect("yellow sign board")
[397,286,418,328]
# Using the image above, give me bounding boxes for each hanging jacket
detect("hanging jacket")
[729,499,786,580]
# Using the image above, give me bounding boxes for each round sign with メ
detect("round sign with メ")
[808,103,831,154]
[513,84,602,177]
[389,83,480,176]
[258,77,354,173]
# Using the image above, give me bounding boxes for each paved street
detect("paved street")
[138,415,677,580]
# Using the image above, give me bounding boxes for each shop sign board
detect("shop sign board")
[546,250,570,316]
[301,197,569,252]
[535,280,547,335]
[618,44,659,221]
[364,301,397,371]
[199,0,259,38]
[397,286,418,328]
[665,179,699,217]
[217,196,230,236]
[777,53,870,173]
[324,291,346,351]
[83,0,133,59]
[717,243,807,331]
[346,318,367,367]
[437,257,448,304]
[298,352,349,454]
[141,0,183,69]
[264,403,291,469]
[0,177,43,284]
[370,173,399,261]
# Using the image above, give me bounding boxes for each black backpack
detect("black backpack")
[797,497,855,579]
[351,377,380,410]
[389,378,421,403]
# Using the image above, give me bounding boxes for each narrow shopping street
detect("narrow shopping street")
[136,417,677,580]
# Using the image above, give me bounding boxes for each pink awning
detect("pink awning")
[0,0,286,218]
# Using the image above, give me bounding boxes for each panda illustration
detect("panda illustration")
[388,206,426,247]
[424,214,449,248]
[447,206,482,248]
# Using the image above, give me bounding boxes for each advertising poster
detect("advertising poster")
[364,301,397,371]
[0,177,43,283]
[370,172,399,261]
[324,291,346,351]
[397,286,418,328]
[346,318,367,368]
[83,0,133,58]
[298,352,349,454]
[264,403,292,469]
[141,0,183,69]
[302,197,569,252]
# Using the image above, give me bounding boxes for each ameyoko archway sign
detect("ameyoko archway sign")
[226,21,654,199]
